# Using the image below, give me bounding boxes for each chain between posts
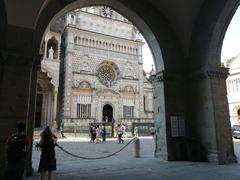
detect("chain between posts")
[56,137,137,160]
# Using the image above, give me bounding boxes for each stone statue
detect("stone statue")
[48,46,54,59]
[104,116,108,122]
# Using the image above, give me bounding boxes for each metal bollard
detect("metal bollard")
[133,137,140,158]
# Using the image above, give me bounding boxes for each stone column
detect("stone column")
[58,28,74,124]
[41,93,47,127]
[92,91,96,119]
[188,66,237,164]
[0,51,40,179]
[25,55,41,176]
[150,72,168,160]
[52,89,58,128]
[138,64,144,118]
[47,92,52,127]
[150,70,186,161]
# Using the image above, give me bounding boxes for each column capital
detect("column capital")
[188,66,229,80]
[149,71,184,83]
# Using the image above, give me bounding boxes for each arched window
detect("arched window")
[74,36,77,44]
[71,15,75,24]
[78,37,81,44]
[89,39,92,46]
[46,36,58,59]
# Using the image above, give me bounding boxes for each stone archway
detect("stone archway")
[34,0,236,163]
[34,0,172,162]
[2,3,240,179]
[103,104,113,122]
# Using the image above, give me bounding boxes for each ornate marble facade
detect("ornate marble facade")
[37,7,154,129]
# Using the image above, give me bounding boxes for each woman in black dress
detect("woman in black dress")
[37,127,57,180]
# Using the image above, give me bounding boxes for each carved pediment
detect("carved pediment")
[96,89,120,97]
[73,80,91,89]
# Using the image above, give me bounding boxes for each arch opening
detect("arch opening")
[33,3,162,177]
[103,104,113,122]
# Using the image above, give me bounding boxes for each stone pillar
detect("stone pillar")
[0,51,40,179]
[150,70,186,161]
[151,72,168,160]
[41,93,47,127]
[138,63,144,117]
[188,66,237,164]
[58,28,74,124]
[92,91,96,119]
[25,55,41,176]
[52,89,58,128]
[53,89,58,121]
[47,92,52,127]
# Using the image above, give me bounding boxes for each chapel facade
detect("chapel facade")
[36,7,154,132]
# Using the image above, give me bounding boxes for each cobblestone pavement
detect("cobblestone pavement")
[31,136,155,169]
[27,137,240,180]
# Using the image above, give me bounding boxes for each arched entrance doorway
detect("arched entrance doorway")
[103,104,113,122]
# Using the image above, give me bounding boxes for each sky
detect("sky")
[142,6,240,71]
[142,41,154,72]
[222,7,240,61]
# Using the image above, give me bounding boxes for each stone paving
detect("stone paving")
[27,136,240,180]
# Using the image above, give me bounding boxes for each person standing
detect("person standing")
[37,127,57,180]
[89,125,94,143]
[95,125,101,144]
[150,126,156,139]
[60,121,66,138]
[124,124,128,138]
[117,124,124,143]
[134,126,139,137]
[5,122,30,180]
[101,126,106,142]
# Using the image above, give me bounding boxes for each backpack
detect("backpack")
[7,134,27,161]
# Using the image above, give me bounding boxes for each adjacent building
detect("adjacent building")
[224,53,240,125]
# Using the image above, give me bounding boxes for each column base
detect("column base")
[208,152,237,164]
[154,148,168,161]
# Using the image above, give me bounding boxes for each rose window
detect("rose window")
[96,62,120,87]
[97,65,116,86]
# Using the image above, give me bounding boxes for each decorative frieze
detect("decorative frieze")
[150,71,184,83]
[188,66,229,80]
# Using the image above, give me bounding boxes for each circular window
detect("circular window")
[97,65,116,87]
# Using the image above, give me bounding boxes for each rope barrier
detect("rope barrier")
[56,137,137,160]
